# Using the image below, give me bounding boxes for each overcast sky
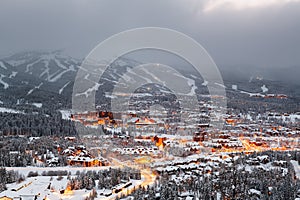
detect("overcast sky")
[0,0,300,68]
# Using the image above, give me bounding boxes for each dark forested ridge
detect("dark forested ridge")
[0,112,76,137]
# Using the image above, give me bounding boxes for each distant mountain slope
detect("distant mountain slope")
[0,51,79,98]
[0,51,298,110]
[220,65,300,97]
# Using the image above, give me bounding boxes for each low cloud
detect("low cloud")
[203,0,300,12]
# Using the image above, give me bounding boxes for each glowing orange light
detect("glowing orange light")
[64,185,73,195]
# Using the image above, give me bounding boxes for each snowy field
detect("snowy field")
[60,110,72,120]
[1,167,145,200]
[291,160,300,179]
[0,107,23,114]
[5,166,114,177]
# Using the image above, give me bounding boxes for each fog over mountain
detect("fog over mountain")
[0,0,299,77]
[0,50,298,110]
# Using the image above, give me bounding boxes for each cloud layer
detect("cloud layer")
[203,0,300,12]
[0,0,299,69]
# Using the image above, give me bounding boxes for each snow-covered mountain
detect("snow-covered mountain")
[0,50,298,109]
[0,51,80,97]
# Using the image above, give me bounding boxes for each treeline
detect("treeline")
[0,150,32,167]
[0,112,77,136]
[67,167,141,191]
[0,168,25,192]
[227,91,300,114]
[0,135,80,167]
[27,170,69,177]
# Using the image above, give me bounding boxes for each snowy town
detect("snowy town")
[0,103,300,199]
[1,1,300,199]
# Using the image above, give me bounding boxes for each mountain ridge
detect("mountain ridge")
[0,50,298,110]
